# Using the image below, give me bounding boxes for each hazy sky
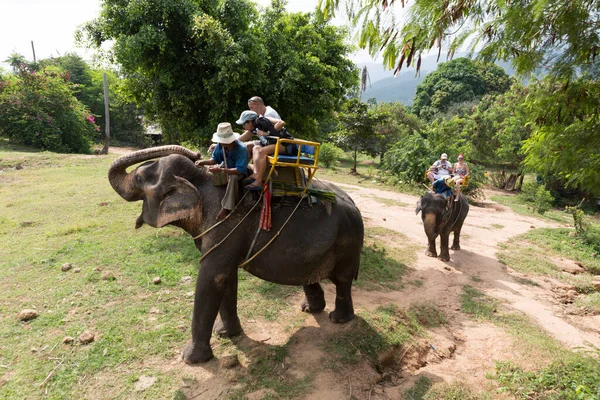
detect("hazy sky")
[0,0,376,69]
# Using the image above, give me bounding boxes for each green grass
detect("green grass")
[490,194,571,223]
[0,145,310,398]
[497,228,600,300]
[458,284,600,398]
[358,227,418,290]
[0,144,424,398]
[460,285,498,319]
[492,357,600,399]
[324,304,447,370]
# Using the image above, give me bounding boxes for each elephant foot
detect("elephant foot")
[450,244,460,250]
[300,298,325,314]
[329,309,355,324]
[181,341,214,364]
[213,318,243,338]
[438,255,450,262]
[425,250,437,258]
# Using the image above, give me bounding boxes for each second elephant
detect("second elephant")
[415,192,469,261]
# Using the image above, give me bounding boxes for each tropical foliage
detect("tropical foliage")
[412,58,511,120]
[319,0,599,80]
[80,0,358,143]
[0,64,98,153]
[40,54,147,147]
[333,99,388,172]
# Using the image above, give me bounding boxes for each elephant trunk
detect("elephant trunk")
[423,212,439,237]
[108,145,202,201]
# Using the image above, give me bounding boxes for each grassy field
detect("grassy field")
[0,144,426,398]
[2,143,600,398]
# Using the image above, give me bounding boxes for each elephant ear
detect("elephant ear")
[415,198,422,215]
[155,176,202,228]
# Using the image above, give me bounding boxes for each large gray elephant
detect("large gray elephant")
[108,146,364,364]
[415,192,469,261]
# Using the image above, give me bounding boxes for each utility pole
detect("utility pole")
[31,41,36,63]
[101,73,110,154]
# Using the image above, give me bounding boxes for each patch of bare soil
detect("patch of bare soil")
[146,184,600,399]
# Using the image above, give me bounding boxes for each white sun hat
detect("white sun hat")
[211,122,239,144]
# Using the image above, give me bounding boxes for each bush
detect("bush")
[0,65,97,153]
[519,181,554,215]
[382,133,432,182]
[319,143,344,168]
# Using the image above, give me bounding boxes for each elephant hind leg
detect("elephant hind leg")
[301,283,326,313]
[450,221,465,250]
[329,277,355,323]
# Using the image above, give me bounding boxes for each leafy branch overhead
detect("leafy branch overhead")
[319,0,600,80]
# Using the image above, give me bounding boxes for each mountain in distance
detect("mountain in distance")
[356,53,517,105]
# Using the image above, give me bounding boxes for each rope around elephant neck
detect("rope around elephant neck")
[192,190,252,240]
[238,195,305,269]
[198,190,266,263]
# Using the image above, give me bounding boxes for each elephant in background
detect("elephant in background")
[415,192,469,261]
[107,146,364,364]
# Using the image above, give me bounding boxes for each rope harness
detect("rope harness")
[196,180,306,267]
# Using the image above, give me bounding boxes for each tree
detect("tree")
[319,0,600,198]
[412,58,511,120]
[80,0,358,143]
[522,77,600,197]
[0,64,98,153]
[371,101,421,162]
[4,53,29,74]
[41,54,146,146]
[464,82,531,168]
[319,0,599,80]
[333,99,386,173]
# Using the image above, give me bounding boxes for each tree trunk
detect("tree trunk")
[351,147,357,173]
[516,173,524,191]
[101,73,110,155]
[505,174,518,191]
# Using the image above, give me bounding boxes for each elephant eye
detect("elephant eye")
[135,175,143,185]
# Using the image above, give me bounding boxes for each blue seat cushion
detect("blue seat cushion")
[272,155,315,165]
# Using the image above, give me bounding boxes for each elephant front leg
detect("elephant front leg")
[214,274,243,338]
[329,278,355,323]
[182,271,227,364]
[301,283,326,313]
[425,236,437,258]
[438,232,451,261]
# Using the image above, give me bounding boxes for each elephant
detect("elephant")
[107,145,364,364]
[415,192,469,262]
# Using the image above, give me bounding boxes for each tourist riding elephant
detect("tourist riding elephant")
[415,192,469,261]
[108,145,364,364]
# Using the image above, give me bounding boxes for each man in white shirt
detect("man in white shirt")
[247,96,280,119]
[427,153,453,183]
[236,96,282,158]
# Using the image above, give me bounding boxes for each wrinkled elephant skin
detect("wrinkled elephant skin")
[107,146,364,363]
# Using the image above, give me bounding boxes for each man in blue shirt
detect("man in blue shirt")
[195,123,248,220]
